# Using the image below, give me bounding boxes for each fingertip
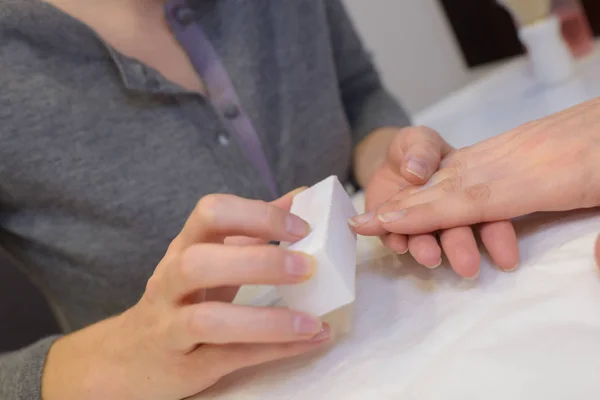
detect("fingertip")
[439,227,481,278]
[494,247,520,272]
[292,313,323,336]
[480,221,520,272]
[426,258,443,269]
[382,233,408,254]
[408,234,442,268]
[348,213,389,237]
[348,212,374,228]
[463,269,480,280]
[308,323,332,343]
[285,214,311,238]
[500,262,519,273]
[452,249,481,278]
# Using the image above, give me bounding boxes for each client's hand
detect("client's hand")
[355,126,519,278]
[42,188,329,400]
[353,99,600,274]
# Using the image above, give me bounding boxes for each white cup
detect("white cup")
[519,16,574,85]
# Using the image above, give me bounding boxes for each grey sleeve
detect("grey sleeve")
[324,0,412,145]
[0,336,60,400]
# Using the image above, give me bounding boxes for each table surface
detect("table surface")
[195,47,600,399]
[413,40,600,147]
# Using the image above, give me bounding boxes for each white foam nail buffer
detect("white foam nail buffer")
[278,175,358,332]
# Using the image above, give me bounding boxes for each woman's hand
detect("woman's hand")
[354,126,519,278]
[42,189,330,400]
[354,99,600,232]
[353,99,600,274]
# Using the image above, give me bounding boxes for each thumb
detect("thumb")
[388,126,453,185]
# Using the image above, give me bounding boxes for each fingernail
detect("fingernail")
[293,314,322,335]
[417,180,435,192]
[286,215,310,237]
[503,263,519,272]
[406,158,427,180]
[377,210,406,223]
[426,259,442,269]
[464,270,480,280]
[348,212,374,227]
[288,186,309,197]
[286,252,315,278]
[309,324,332,343]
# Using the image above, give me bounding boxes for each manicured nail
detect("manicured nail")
[286,252,315,278]
[426,259,442,269]
[377,210,406,223]
[503,263,519,272]
[309,324,332,343]
[288,186,309,197]
[293,314,322,335]
[398,248,409,255]
[286,215,310,237]
[406,158,428,180]
[417,180,435,192]
[464,270,480,280]
[348,212,374,227]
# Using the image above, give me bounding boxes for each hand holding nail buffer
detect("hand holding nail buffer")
[277,176,358,317]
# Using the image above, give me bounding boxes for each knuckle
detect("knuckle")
[166,238,181,255]
[439,176,462,194]
[390,199,406,212]
[178,245,204,281]
[260,201,282,228]
[195,194,225,225]
[188,304,221,338]
[464,183,491,203]
[378,200,403,215]
[143,274,161,302]
[446,159,466,175]
[411,125,435,136]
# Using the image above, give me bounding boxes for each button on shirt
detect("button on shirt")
[0,0,410,398]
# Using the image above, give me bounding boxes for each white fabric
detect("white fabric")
[197,194,600,400]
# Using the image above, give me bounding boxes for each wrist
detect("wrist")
[42,314,131,400]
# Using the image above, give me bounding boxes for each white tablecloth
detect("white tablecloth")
[195,45,600,400]
[197,193,600,400]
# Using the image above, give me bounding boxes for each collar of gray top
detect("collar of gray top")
[0,0,109,59]
[1,0,199,95]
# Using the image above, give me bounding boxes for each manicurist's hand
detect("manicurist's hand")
[352,126,519,278]
[42,188,330,400]
[354,99,600,274]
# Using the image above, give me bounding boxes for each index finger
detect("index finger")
[171,194,310,251]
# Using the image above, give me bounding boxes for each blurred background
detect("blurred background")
[2,0,599,353]
[343,0,600,115]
